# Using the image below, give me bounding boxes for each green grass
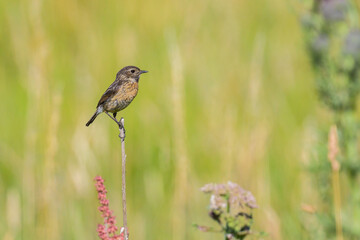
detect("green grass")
[0,0,320,239]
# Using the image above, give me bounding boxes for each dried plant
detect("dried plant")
[195,181,263,240]
[100,117,129,239]
[327,126,343,240]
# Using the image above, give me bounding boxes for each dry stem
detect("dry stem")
[105,113,128,240]
[119,118,127,240]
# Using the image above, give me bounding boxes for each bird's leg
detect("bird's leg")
[113,112,117,120]
[105,111,119,125]
[105,111,124,129]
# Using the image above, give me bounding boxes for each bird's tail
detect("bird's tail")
[86,109,101,126]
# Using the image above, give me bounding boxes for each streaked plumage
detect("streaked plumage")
[86,66,147,126]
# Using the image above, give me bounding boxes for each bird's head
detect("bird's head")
[117,66,148,82]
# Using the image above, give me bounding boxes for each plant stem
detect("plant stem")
[328,126,343,240]
[105,113,128,239]
[332,168,343,240]
[119,118,128,240]
[224,195,230,240]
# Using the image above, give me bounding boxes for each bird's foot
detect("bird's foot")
[118,117,126,140]
[118,118,125,130]
[105,111,119,125]
[105,111,125,139]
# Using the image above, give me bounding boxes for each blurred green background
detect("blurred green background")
[0,0,320,239]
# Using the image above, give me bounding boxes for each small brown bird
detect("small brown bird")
[86,66,148,127]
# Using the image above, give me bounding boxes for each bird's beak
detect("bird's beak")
[140,70,148,74]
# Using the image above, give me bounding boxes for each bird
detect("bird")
[86,66,148,127]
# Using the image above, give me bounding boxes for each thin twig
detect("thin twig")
[105,114,128,240]
[119,118,127,240]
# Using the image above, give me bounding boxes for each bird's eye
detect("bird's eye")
[131,69,135,73]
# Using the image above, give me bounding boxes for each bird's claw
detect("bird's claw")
[118,117,126,140]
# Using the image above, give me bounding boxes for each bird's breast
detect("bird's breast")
[104,81,138,112]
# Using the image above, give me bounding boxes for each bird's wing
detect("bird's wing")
[97,80,120,107]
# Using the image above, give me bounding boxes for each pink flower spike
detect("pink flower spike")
[94,175,126,240]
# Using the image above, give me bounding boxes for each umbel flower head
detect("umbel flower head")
[201,181,258,211]
[196,181,260,240]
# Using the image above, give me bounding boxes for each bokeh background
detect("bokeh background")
[0,0,321,239]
